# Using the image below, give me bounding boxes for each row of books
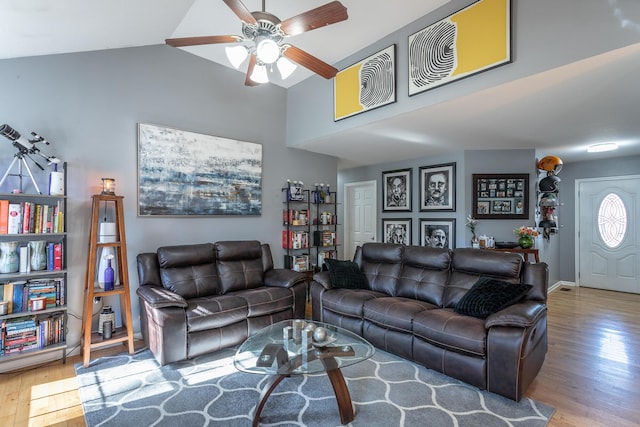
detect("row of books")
[317,250,337,269]
[282,209,309,226]
[1,278,65,314]
[0,200,64,235]
[284,254,311,272]
[0,313,65,355]
[282,230,309,249]
[313,230,337,247]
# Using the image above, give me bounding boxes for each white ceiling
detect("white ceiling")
[1,0,639,168]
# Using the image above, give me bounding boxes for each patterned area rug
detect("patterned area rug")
[75,347,554,426]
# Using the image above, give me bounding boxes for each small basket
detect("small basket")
[98,307,116,335]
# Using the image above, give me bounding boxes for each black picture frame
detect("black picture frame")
[382,218,412,245]
[472,173,529,219]
[419,162,456,212]
[382,168,412,212]
[420,218,456,249]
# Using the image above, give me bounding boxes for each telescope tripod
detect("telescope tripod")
[0,149,44,194]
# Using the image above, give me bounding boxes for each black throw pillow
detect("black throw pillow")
[454,277,532,319]
[323,259,368,289]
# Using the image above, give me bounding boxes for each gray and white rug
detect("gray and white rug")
[75,347,554,427]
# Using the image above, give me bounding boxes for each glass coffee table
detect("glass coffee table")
[234,319,375,426]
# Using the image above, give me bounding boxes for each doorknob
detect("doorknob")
[371,236,375,241]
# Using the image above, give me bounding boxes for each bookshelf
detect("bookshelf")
[312,188,339,268]
[282,185,312,272]
[0,163,67,372]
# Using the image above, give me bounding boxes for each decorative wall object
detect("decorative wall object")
[419,163,456,211]
[472,173,528,219]
[408,0,511,96]
[138,123,262,216]
[382,168,412,212]
[382,218,412,245]
[536,155,562,240]
[420,218,456,249]
[334,45,396,121]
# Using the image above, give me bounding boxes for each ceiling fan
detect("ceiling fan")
[166,0,348,86]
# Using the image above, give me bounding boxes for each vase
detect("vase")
[471,234,480,249]
[104,259,115,291]
[0,241,20,273]
[29,240,47,271]
[518,235,535,249]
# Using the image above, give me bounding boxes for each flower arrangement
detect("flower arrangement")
[465,214,479,236]
[513,226,540,238]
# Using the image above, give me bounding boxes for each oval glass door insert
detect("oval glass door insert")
[598,193,627,248]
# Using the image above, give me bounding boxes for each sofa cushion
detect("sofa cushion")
[324,259,368,289]
[397,246,451,306]
[364,297,436,332]
[413,309,487,356]
[186,294,248,332]
[322,288,386,317]
[236,287,294,317]
[157,243,221,299]
[454,278,533,319]
[359,243,404,295]
[216,241,265,293]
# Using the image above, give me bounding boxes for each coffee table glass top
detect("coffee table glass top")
[234,319,374,375]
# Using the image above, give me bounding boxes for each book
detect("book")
[7,203,21,234]
[47,242,55,271]
[3,283,14,313]
[12,281,26,313]
[0,199,9,234]
[53,243,63,270]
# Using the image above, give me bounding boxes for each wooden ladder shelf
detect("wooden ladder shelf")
[81,194,135,367]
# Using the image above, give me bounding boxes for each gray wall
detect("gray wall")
[0,45,337,354]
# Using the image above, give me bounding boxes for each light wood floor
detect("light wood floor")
[1,286,639,427]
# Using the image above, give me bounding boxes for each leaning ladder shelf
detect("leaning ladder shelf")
[81,194,135,367]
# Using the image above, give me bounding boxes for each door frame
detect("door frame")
[574,174,640,288]
[343,180,377,260]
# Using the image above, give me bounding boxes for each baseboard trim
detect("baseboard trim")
[549,281,576,293]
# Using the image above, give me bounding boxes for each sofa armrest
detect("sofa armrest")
[136,285,188,309]
[264,269,306,288]
[485,300,546,328]
[311,271,333,290]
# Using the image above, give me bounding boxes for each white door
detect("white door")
[344,180,377,260]
[577,175,640,293]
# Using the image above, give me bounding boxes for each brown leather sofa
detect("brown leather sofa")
[136,240,306,365]
[310,243,548,401]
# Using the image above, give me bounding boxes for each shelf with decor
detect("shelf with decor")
[311,187,340,269]
[0,163,68,372]
[282,184,312,272]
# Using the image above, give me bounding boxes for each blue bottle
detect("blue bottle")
[104,259,115,291]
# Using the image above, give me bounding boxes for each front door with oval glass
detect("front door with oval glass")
[578,176,640,294]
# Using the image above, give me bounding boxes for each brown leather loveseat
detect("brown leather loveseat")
[310,243,548,401]
[136,240,306,365]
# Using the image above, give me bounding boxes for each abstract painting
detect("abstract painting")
[334,45,396,121]
[408,0,511,96]
[137,123,262,216]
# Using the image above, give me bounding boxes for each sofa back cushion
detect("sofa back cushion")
[157,243,221,299]
[357,243,403,295]
[216,240,265,293]
[443,248,523,308]
[397,246,451,306]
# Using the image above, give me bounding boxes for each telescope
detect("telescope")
[0,124,61,194]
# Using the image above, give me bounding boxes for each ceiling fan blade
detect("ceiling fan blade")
[245,54,260,86]
[280,1,348,36]
[166,35,240,47]
[223,0,257,24]
[283,45,338,79]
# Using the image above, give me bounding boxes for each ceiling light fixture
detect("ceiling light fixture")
[276,56,297,80]
[255,37,280,64]
[225,45,249,69]
[587,142,619,153]
[250,63,269,84]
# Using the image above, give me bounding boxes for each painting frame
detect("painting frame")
[408,0,512,97]
[472,173,529,219]
[382,168,412,212]
[334,44,396,121]
[419,162,456,212]
[137,123,262,217]
[382,218,412,245]
[420,218,456,250]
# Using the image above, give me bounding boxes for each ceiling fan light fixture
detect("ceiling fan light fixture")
[256,37,281,64]
[587,142,619,153]
[276,56,297,80]
[225,45,249,69]
[250,63,269,84]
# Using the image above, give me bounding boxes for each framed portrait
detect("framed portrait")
[334,44,396,121]
[382,168,412,212]
[138,123,262,216]
[420,218,456,250]
[382,218,412,245]
[472,173,529,219]
[419,162,456,212]
[408,0,511,96]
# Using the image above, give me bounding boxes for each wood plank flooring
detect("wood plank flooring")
[1,286,639,426]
